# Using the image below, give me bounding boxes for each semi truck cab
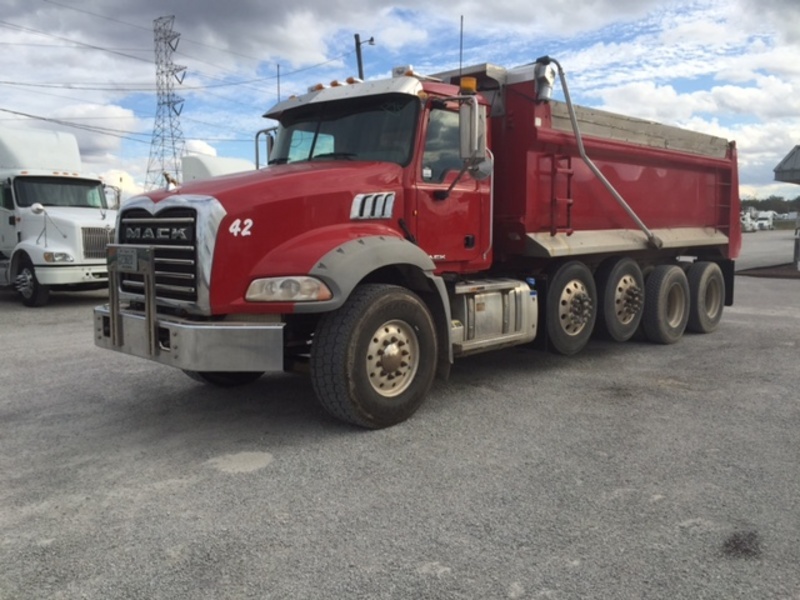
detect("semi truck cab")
[0,127,117,306]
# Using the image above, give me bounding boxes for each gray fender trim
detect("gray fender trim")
[302,235,453,363]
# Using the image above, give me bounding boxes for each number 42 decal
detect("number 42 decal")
[229,218,253,237]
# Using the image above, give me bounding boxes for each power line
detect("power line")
[0,107,151,143]
[0,19,153,64]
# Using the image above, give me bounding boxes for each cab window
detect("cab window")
[1,185,13,210]
[421,108,462,182]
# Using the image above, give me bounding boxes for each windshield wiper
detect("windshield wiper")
[311,152,358,161]
[268,157,289,165]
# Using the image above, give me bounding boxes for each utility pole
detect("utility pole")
[145,15,186,190]
[354,34,374,80]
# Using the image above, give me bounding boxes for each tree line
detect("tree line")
[741,195,800,213]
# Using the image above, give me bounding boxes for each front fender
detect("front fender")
[247,227,454,364]
[246,224,437,314]
[305,234,438,313]
[307,234,454,367]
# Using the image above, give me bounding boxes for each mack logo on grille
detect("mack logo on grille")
[125,226,193,242]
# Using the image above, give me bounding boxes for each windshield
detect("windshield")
[270,93,419,166]
[14,177,110,209]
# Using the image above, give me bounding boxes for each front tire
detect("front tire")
[311,284,437,429]
[16,258,50,307]
[546,260,597,355]
[642,265,689,344]
[686,261,725,333]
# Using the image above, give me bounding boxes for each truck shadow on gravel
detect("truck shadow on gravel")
[109,335,680,440]
[111,370,349,443]
[0,289,107,307]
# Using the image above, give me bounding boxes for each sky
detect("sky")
[1,0,799,202]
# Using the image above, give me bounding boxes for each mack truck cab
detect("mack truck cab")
[95,59,738,429]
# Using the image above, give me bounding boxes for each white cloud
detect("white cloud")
[1,0,798,198]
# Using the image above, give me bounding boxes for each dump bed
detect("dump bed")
[511,98,740,260]
[433,63,741,262]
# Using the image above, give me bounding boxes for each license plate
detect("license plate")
[115,246,142,273]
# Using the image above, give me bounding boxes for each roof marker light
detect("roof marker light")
[460,76,478,95]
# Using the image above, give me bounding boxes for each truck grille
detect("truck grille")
[118,207,198,302]
[82,227,115,259]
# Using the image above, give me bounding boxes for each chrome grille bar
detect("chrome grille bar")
[82,227,115,259]
[118,207,198,302]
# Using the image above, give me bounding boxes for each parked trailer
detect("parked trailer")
[181,155,255,183]
[94,57,740,428]
[0,127,117,306]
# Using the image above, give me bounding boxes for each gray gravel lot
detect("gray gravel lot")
[1,233,799,599]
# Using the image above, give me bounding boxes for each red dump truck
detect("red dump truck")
[94,57,740,428]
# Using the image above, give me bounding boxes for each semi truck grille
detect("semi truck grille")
[82,227,115,259]
[118,207,198,302]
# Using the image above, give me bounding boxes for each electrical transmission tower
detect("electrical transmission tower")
[144,16,186,190]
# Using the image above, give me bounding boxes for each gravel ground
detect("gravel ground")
[1,273,799,599]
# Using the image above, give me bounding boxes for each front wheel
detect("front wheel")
[15,258,50,307]
[310,284,437,429]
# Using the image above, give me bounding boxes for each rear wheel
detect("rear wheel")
[642,265,689,344]
[311,284,437,429]
[686,261,725,333]
[183,371,264,387]
[16,258,50,307]
[594,257,644,342]
[546,261,597,355]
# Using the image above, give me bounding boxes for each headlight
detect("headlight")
[245,276,333,302]
[43,252,74,263]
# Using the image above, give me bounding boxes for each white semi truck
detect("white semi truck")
[0,127,117,306]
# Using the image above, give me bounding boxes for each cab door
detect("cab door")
[413,104,491,273]
[0,182,17,257]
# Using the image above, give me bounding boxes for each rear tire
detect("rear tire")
[183,371,264,387]
[686,261,725,333]
[594,257,644,342]
[311,284,437,429]
[642,265,689,344]
[546,261,597,355]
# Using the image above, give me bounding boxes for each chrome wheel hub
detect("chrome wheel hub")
[615,275,642,325]
[559,279,593,336]
[366,319,419,398]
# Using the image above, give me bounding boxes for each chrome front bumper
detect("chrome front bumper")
[94,244,285,373]
[93,306,285,372]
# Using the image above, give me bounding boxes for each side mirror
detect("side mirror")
[459,98,486,162]
[256,127,277,169]
[469,157,494,181]
[31,202,45,215]
[104,185,121,210]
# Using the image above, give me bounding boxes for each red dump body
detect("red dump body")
[432,64,741,268]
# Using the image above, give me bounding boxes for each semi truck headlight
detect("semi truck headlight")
[246,276,333,302]
[43,252,74,263]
